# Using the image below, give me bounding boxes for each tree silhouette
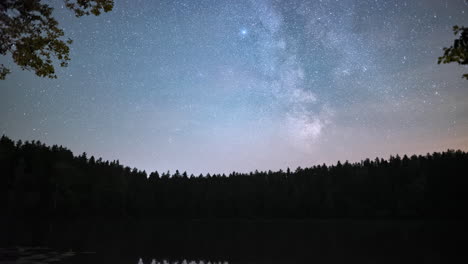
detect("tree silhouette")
[438,25,468,80]
[1,134,467,219]
[0,0,114,80]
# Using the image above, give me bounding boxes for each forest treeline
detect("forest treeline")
[1,135,467,219]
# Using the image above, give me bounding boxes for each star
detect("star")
[1,0,467,175]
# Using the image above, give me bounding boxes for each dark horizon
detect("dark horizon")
[2,134,467,176]
[2,134,466,219]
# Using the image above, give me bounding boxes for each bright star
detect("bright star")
[240,29,247,35]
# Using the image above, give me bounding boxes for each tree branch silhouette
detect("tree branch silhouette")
[0,0,114,80]
[438,25,468,80]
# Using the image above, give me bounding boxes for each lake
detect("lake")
[0,219,465,263]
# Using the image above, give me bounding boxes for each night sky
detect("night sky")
[1,0,467,174]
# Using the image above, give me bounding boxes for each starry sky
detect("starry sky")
[1,0,468,174]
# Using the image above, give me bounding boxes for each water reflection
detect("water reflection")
[137,260,228,264]
[1,220,464,264]
[0,247,76,263]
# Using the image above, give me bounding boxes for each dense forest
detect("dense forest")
[1,135,467,219]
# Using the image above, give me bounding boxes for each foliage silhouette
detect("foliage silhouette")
[438,25,468,80]
[1,135,467,219]
[0,0,114,80]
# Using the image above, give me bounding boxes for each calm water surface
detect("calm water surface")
[1,219,465,263]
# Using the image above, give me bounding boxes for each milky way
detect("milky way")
[1,0,467,174]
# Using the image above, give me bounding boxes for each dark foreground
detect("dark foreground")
[1,218,466,264]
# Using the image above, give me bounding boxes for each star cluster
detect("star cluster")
[1,0,467,174]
